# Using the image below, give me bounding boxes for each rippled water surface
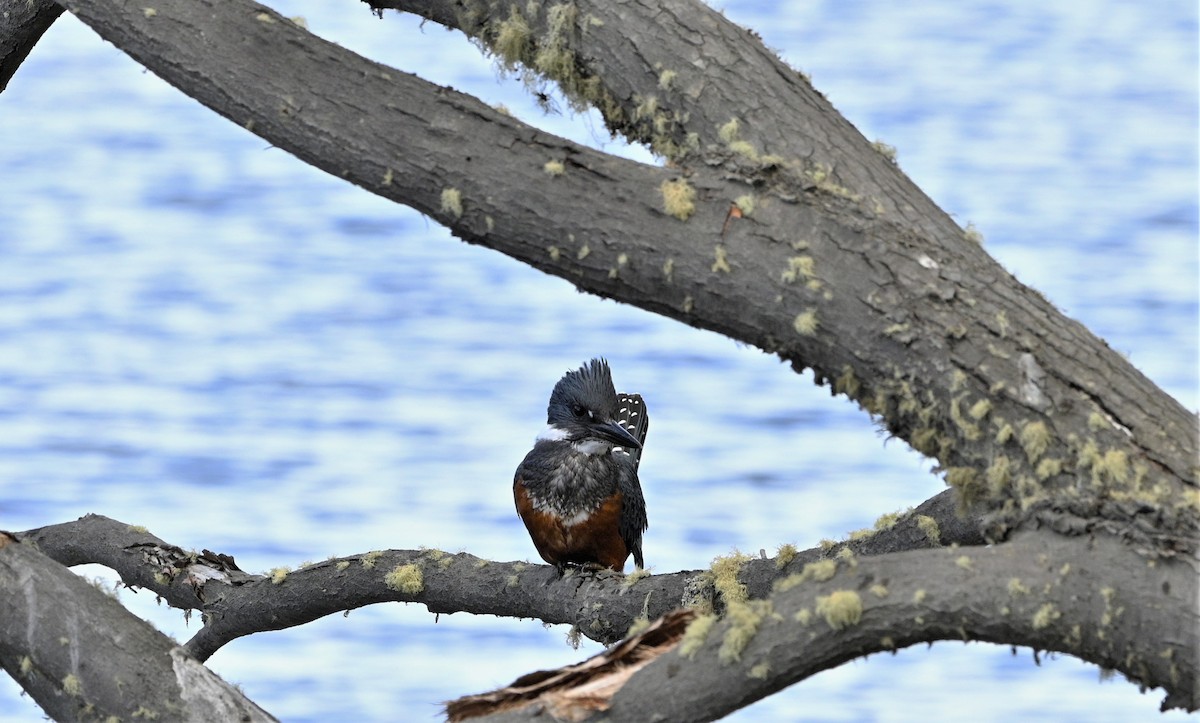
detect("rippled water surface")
[0,1,1195,721]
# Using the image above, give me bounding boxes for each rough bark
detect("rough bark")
[0,533,276,723]
[0,0,1196,718]
[606,530,1198,721]
[469,530,1197,721]
[0,0,62,91]
[36,0,1191,555]
[18,507,970,661]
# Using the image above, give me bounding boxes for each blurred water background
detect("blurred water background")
[0,1,1195,721]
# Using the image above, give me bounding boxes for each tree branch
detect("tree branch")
[0,532,276,722]
[0,0,62,92]
[609,530,1199,718]
[465,530,1198,720]
[20,501,973,662]
[49,0,1196,560]
[366,0,962,241]
[4,0,1195,716]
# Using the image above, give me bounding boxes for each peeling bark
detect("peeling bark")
[0,533,275,722]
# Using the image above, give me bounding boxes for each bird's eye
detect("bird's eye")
[572,404,587,417]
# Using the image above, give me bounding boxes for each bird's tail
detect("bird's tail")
[614,393,649,469]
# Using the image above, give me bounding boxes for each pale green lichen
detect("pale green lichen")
[781,256,815,284]
[718,118,741,143]
[710,550,752,605]
[1019,421,1050,463]
[986,455,1012,494]
[774,543,798,569]
[969,399,992,420]
[950,396,981,440]
[1032,603,1061,630]
[62,674,82,696]
[661,178,696,220]
[748,662,771,679]
[384,564,424,594]
[916,515,941,543]
[1036,458,1063,480]
[793,309,819,336]
[625,616,651,638]
[871,139,897,161]
[440,187,463,219]
[493,7,532,70]
[804,559,838,583]
[963,222,984,244]
[835,366,860,399]
[719,600,771,663]
[815,590,862,630]
[711,245,731,273]
[945,467,983,507]
[874,511,901,531]
[679,613,716,659]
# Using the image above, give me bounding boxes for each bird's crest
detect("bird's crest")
[547,358,619,419]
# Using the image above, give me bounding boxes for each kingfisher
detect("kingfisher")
[513,358,649,573]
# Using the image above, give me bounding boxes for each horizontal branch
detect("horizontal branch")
[21,503,972,659]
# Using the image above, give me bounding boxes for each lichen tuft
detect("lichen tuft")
[815,590,863,630]
[384,563,424,594]
[661,178,696,220]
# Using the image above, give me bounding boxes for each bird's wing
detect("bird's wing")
[614,393,649,469]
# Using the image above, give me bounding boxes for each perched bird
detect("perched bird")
[513,358,649,572]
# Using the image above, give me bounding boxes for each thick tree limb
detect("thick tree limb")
[2,0,1195,717]
[605,529,1199,719]
[466,529,1198,721]
[46,0,1196,559]
[0,533,276,722]
[366,0,963,241]
[0,0,62,91]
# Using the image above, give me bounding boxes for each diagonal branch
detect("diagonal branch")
[0,0,62,91]
[0,532,276,722]
[366,0,962,241]
[48,0,1196,558]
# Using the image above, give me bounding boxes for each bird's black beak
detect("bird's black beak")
[593,420,642,450]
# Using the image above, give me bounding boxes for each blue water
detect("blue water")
[0,1,1195,721]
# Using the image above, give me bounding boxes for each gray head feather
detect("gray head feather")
[546,358,619,427]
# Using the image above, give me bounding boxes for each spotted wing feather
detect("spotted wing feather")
[614,392,648,568]
[614,393,649,469]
